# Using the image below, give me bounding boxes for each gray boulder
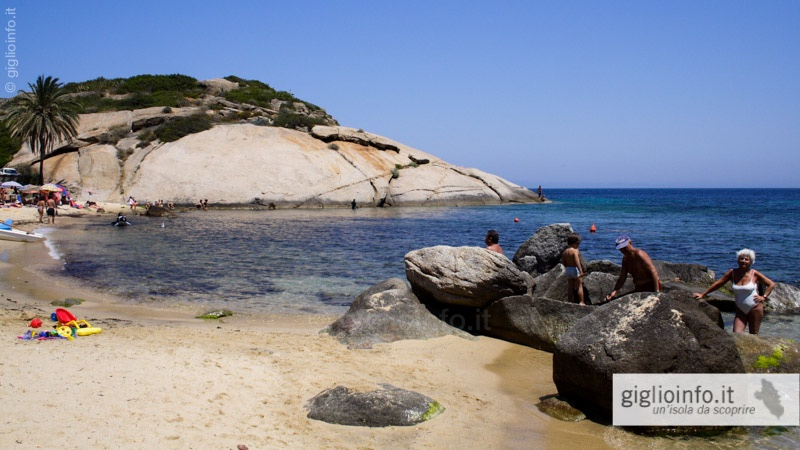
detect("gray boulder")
[582,272,629,305]
[325,278,472,346]
[484,295,595,352]
[765,282,800,314]
[584,259,620,276]
[534,264,629,305]
[306,384,444,427]
[145,204,168,216]
[512,223,578,275]
[653,260,716,285]
[404,246,528,308]
[553,291,744,417]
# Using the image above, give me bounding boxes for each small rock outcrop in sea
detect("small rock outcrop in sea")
[144,204,168,217]
[306,384,444,427]
[483,295,595,352]
[553,292,745,418]
[324,278,473,347]
[404,246,530,308]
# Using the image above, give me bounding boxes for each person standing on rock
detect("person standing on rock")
[693,248,775,335]
[605,234,660,301]
[561,233,585,305]
[484,230,503,254]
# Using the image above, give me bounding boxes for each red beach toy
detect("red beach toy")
[55,308,77,324]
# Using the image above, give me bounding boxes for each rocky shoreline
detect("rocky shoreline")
[328,223,800,429]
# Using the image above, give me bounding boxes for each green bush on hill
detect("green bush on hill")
[116,74,199,94]
[223,76,321,112]
[64,76,125,93]
[272,110,326,130]
[65,74,202,113]
[154,115,212,142]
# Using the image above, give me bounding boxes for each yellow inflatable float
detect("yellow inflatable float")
[76,327,102,336]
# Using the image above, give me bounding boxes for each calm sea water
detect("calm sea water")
[40,188,800,317]
[37,188,800,446]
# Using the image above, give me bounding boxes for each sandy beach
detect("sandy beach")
[0,204,628,449]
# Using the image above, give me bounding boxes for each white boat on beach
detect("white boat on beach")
[0,228,45,242]
[0,220,45,242]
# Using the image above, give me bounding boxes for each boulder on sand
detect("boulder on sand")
[324,278,472,347]
[553,291,744,417]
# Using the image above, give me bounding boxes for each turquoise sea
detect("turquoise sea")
[34,188,800,446]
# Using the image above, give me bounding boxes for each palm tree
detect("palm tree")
[2,75,81,185]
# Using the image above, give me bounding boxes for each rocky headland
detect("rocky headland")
[5,76,540,208]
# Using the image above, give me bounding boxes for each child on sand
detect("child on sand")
[561,233,585,305]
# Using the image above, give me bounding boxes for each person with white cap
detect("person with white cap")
[605,234,661,301]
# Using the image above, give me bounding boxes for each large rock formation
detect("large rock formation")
[553,292,744,417]
[9,101,540,208]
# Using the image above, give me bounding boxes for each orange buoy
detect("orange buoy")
[514,218,519,223]
[590,224,596,233]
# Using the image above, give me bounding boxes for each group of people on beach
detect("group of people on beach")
[128,196,175,211]
[484,229,775,335]
[36,194,58,224]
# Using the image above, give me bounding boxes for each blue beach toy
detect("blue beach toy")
[50,312,58,322]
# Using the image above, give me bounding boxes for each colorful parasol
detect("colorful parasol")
[40,183,61,192]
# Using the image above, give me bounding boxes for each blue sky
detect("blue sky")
[5,0,799,188]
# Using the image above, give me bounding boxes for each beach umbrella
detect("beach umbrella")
[40,183,61,192]
[0,181,22,189]
[21,185,40,194]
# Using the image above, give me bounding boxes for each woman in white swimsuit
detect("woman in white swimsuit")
[693,249,775,335]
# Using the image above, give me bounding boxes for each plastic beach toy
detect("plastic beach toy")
[54,308,101,336]
[56,326,75,341]
[29,318,42,328]
[76,327,102,336]
[55,308,92,328]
